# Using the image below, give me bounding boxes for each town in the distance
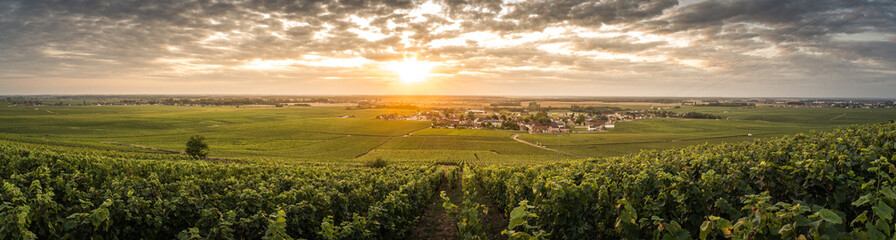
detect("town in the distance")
[373,99,894,134]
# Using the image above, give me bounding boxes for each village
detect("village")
[374,108,682,134]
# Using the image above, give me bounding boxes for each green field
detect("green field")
[4,101,896,239]
[521,107,896,157]
[1,104,895,164]
[0,105,427,162]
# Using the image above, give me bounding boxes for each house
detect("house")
[466,110,486,115]
[604,124,615,128]
[559,125,571,133]
[587,125,601,131]
[547,122,570,133]
[547,122,559,133]
[482,120,503,127]
[588,120,607,126]
[528,124,548,134]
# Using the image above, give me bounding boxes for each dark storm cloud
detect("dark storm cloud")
[0,0,894,97]
[505,0,678,27]
[647,0,896,40]
[567,36,667,53]
[438,0,679,32]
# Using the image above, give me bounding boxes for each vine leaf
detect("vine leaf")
[817,209,842,224]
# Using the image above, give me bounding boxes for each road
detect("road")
[511,134,587,158]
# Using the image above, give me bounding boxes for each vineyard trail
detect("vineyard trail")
[472,176,509,240]
[511,133,585,157]
[408,166,461,239]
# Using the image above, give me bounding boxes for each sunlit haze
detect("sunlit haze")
[0,0,895,97]
[385,58,439,83]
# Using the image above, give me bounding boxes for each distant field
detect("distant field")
[411,128,517,138]
[672,106,896,125]
[1,104,894,163]
[521,106,896,157]
[0,105,427,162]
[536,101,679,110]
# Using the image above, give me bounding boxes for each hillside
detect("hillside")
[2,122,896,239]
[477,121,896,239]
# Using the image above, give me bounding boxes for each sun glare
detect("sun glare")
[385,58,438,83]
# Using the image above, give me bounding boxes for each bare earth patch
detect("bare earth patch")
[408,172,461,240]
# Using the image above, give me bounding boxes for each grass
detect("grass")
[354,149,572,166]
[517,106,896,157]
[2,104,894,164]
[411,128,518,138]
[372,135,568,165]
[0,105,426,162]
[671,106,896,125]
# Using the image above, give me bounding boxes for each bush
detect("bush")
[365,157,388,168]
[185,135,209,160]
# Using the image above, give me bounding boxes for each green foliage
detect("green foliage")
[264,210,293,240]
[177,227,202,240]
[530,112,551,125]
[569,105,623,115]
[447,167,461,189]
[0,143,441,239]
[317,214,374,240]
[474,122,896,239]
[527,102,541,111]
[185,135,209,159]
[4,104,896,162]
[364,157,389,168]
[6,104,896,239]
[442,166,488,240]
[502,200,548,240]
[615,198,640,239]
[574,115,586,125]
[679,112,720,119]
[698,192,850,239]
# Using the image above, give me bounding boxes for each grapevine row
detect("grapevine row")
[0,143,442,239]
[475,122,896,239]
[441,165,488,239]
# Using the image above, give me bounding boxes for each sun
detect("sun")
[385,58,438,83]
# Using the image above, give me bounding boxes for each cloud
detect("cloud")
[0,0,894,97]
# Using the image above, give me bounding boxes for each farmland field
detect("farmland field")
[521,107,896,157]
[6,0,896,238]
[2,104,896,162]
[0,105,428,163]
[5,110,896,239]
[3,101,896,239]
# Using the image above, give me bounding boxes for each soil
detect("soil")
[408,168,463,239]
[473,181,509,240]
[407,165,509,240]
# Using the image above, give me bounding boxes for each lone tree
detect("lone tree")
[185,135,209,159]
[575,114,586,125]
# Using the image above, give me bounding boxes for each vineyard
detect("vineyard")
[475,122,896,239]
[3,121,896,239]
[0,142,441,239]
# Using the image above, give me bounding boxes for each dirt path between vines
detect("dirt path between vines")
[408,167,462,239]
[830,113,847,120]
[473,180,509,240]
[356,126,431,159]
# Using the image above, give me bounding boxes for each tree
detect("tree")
[185,135,209,159]
[502,121,520,130]
[527,102,540,111]
[533,112,551,124]
[575,115,586,125]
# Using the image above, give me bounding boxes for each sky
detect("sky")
[0,0,895,97]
